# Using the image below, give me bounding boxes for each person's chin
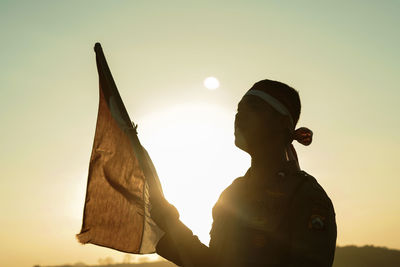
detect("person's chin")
[234,133,249,152]
[235,141,250,154]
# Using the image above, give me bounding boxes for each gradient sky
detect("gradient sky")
[1,1,399,267]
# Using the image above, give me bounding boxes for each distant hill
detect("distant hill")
[39,245,400,267]
[333,245,400,267]
[36,262,176,267]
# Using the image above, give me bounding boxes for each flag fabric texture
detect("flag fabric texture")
[77,43,164,254]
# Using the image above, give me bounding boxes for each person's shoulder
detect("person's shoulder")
[212,176,246,220]
[218,176,246,200]
[292,170,334,211]
[296,171,329,198]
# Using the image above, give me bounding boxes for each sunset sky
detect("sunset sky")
[1,1,399,267]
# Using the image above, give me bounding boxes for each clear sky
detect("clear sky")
[1,1,399,267]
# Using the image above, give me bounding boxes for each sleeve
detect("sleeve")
[287,184,337,267]
[156,178,243,267]
[156,219,214,267]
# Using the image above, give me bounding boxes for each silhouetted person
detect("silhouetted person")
[151,79,337,267]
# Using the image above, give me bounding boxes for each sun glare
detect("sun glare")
[138,103,249,244]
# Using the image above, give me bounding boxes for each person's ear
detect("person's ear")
[284,128,293,144]
[279,116,293,143]
[277,115,291,130]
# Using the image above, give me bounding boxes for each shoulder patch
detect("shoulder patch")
[308,214,326,230]
[308,197,330,231]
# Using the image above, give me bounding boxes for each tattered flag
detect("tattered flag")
[77,43,164,254]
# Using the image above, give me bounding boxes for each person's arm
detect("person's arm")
[151,198,214,266]
[288,182,337,267]
[156,219,213,266]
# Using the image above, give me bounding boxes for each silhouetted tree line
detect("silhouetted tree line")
[333,245,400,267]
[35,245,400,267]
[34,262,176,267]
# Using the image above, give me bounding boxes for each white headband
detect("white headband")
[245,89,294,128]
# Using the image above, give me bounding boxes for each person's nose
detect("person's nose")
[234,113,239,127]
[235,112,242,122]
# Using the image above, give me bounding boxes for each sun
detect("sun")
[138,103,249,244]
[204,77,220,90]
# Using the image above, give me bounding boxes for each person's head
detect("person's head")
[234,79,301,154]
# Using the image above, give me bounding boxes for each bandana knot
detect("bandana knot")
[293,127,313,146]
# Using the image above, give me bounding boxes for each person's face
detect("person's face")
[234,95,283,153]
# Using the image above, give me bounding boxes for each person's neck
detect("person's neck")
[249,143,287,183]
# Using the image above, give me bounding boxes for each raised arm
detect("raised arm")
[151,198,214,266]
